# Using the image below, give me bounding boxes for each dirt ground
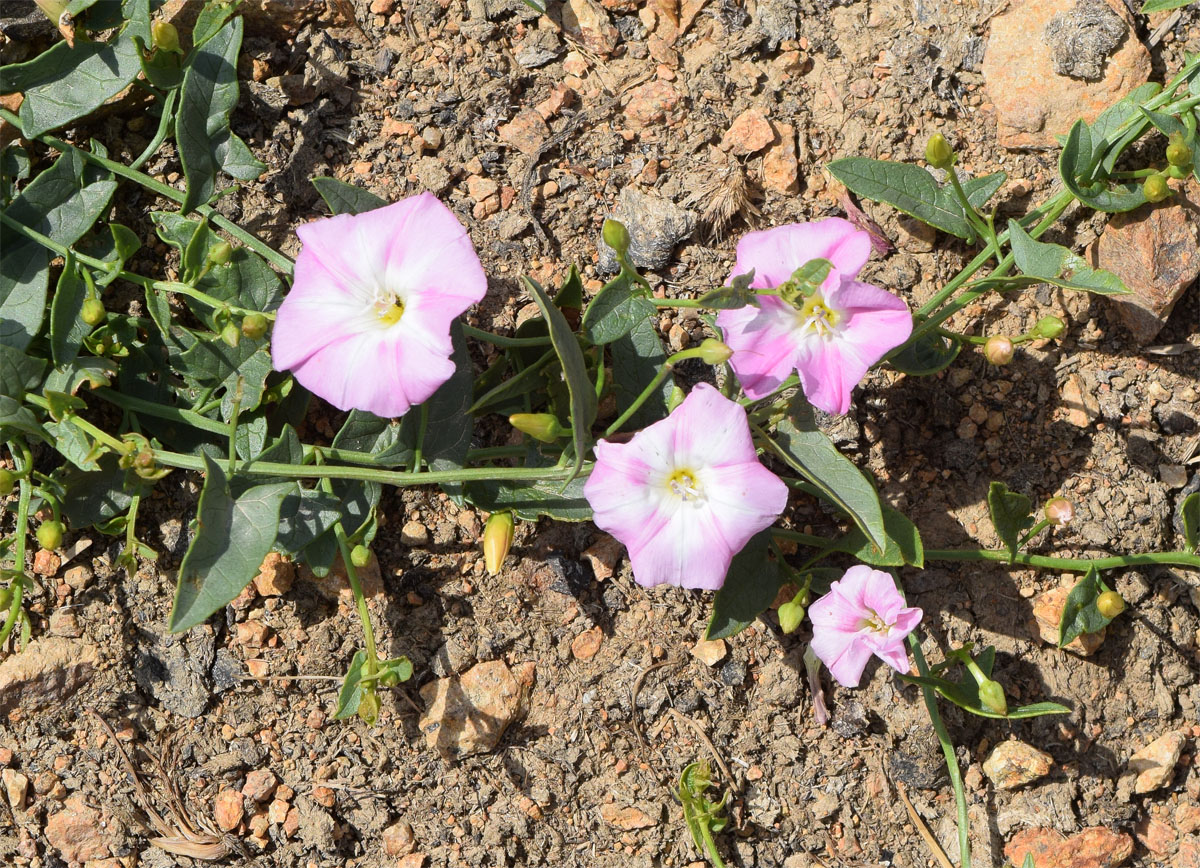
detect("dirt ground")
[2,0,1199,866]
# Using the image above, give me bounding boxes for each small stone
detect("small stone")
[762,121,798,194]
[466,175,500,202]
[570,627,604,661]
[420,126,443,150]
[982,740,1054,790]
[2,769,29,810]
[1092,186,1200,345]
[561,0,619,56]
[268,798,290,825]
[45,795,111,862]
[598,187,694,273]
[383,819,416,857]
[312,785,335,808]
[720,108,774,156]
[418,660,533,759]
[690,637,727,667]
[33,548,61,576]
[253,552,295,597]
[1176,802,1200,835]
[48,610,82,638]
[811,792,839,820]
[368,0,394,13]
[63,565,92,591]
[235,621,270,648]
[599,803,657,830]
[401,520,430,547]
[1134,816,1177,855]
[282,806,300,838]
[982,0,1150,148]
[582,535,622,581]
[397,855,427,868]
[1175,838,1200,868]
[1061,373,1099,428]
[0,637,99,717]
[1005,826,1134,868]
[214,788,244,832]
[242,769,277,803]
[1033,586,1106,654]
[498,110,550,156]
[1129,730,1186,793]
[1160,465,1189,489]
[623,81,685,131]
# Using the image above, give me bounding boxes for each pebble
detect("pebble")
[214,788,244,832]
[242,769,278,803]
[1128,730,1186,794]
[45,794,111,862]
[582,534,622,581]
[762,121,799,194]
[383,820,416,857]
[1005,826,1133,868]
[562,0,619,56]
[401,520,430,547]
[1032,586,1106,655]
[1134,816,1177,855]
[0,637,99,716]
[418,660,535,759]
[498,109,550,156]
[33,548,61,576]
[397,855,427,868]
[570,626,604,660]
[690,637,727,666]
[981,0,1150,148]
[1160,464,1189,489]
[1060,373,1098,428]
[63,564,92,591]
[982,740,1054,790]
[623,80,684,130]
[720,107,775,156]
[253,552,295,597]
[599,803,657,829]
[2,769,29,810]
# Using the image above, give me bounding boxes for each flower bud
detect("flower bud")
[602,219,631,256]
[777,599,806,634]
[350,544,371,568]
[983,335,1014,365]
[37,520,64,551]
[379,668,401,687]
[925,132,954,169]
[208,241,234,266]
[509,413,564,443]
[1044,497,1074,526]
[697,338,733,365]
[241,313,269,340]
[667,385,685,413]
[1096,590,1126,619]
[220,321,241,348]
[80,297,106,326]
[132,450,158,479]
[1032,315,1065,340]
[0,587,11,612]
[483,511,514,575]
[356,689,380,724]
[0,469,14,496]
[1166,132,1192,168]
[151,19,181,53]
[978,678,1008,716]
[1143,174,1170,203]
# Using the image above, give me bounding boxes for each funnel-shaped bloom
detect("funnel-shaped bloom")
[584,383,788,590]
[716,218,913,414]
[272,193,486,418]
[808,565,922,688]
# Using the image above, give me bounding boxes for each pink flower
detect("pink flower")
[272,193,486,418]
[583,383,788,590]
[716,218,913,414]
[808,565,923,688]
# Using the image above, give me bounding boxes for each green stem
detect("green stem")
[412,403,429,473]
[697,818,727,868]
[227,378,244,476]
[605,364,673,436]
[323,484,379,683]
[24,395,128,454]
[946,167,995,254]
[461,325,553,348]
[0,445,33,649]
[652,297,705,309]
[926,548,1200,571]
[1015,518,1050,550]
[130,89,177,172]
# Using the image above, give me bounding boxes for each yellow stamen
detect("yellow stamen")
[797,294,839,337]
[376,299,405,326]
[666,468,704,502]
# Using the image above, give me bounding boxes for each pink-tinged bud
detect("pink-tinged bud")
[1096,590,1125,618]
[697,338,732,365]
[978,678,1007,716]
[483,511,514,575]
[1044,497,1074,526]
[983,335,1014,365]
[509,413,564,443]
[602,219,631,256]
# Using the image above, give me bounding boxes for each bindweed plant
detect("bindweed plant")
[2,4,1200,865]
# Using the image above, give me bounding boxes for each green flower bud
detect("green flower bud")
[1143,174,1170,203]
[350,544,371,569]
[379,669,401,687]
[667,385,685,412]
[483,511,515,575]
[984,335,1014,366]
[220,322,241,348]
[208,241,234,266]
[1166,132,1192,168]
[777,599,806,634]
[925,132,954,170]
[37,520,64,551]
[697,338,733,365]
[602,219,631,256]
[978,678,1008,716]
[1096,590,1126,619]
[0,469,15,496]
[356,689,380,724]
[151,19,181,53]
[241,313,269,340]
[1032,315,1065,340]
[80,297,106,327]
[1044,497,1074,526]
[509,413,564,443]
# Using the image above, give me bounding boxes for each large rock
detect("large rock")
[44,795,112,863]
[982,0,1150,148]
[418,660,534,759]
[0,637,98,718]
[1004,826,1134,868]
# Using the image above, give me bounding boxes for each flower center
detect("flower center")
[666,468,705,503]
[371,287,406,327]
[796,293,840,338]
[859,608,891,634]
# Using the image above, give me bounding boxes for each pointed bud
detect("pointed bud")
[978,678,1008,716]
[1044,497,1074,526]
[37,520,64,551]
[208,241,234,266]
[1032,315,1065,340]
[1166,132,1192,169]
[152,20,181,53]
[509,413,564,443]
[220,322,241,348]
[697,338,733,365]
[778,599,806,634]
[483,511,514,575]
[1143,174,1170,203]
[925,132,954,169]
[241,313,269,340]
[350,544,371,568]
[602,219,631,257]
[667,385,685,412]
[80,297,106,326]
[356,689,380,724]
[1096,590,1126,619]
[984,335,1014,365]
[0,469,14,496]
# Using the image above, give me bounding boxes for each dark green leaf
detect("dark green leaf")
[1088,83,1160,149]
[43,358,116,395]
[553,265,584,311]
[332,411,414,467]
[610,315,671,429]
[1060,121,1147,212]
[1058,566,1115,647]
[49,263,90,367]
[523,276,597,484]
[1007,220,1130,295]
[464,475,592,521]
[312,176,387,216]
[190,1,239,50]
[0,345,47,395]
[422,321,474,487]
[168,454,294,631]
[987,481,1033,558]
[900,673,1072,719]
[333,650,368,720]
[276,488,343,554]
[1137,105,1186,139]
[1182,492,1199,552]
[43,419,101,472]
[706,530,781,640]
[581,271,657,345]
[176,17,264,213]
[0,396,48,444]
[59,454,151,528]
[824,505,924,567]
[1141,0,1192,13]
[887,330,961,376]
[177,337,272,419]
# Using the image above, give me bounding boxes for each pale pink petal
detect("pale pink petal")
[699,464,789,548]
[669,383,760,467]
[811,626,875,688]
[271,281,374,372]
[808,587,869,635]
[295,200,411,292]
[871,637,912,675]
[829,279,913,370]
[891,606,924,636]
[382,193,487,309]
[585,441,672,556]
[731,218,872,289]
[627,506,733,590]
[718,297,805,400]
[794,337,865,415]
[856,567,903,616]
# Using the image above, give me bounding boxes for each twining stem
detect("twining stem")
[412,403,429,473]
[461,325,553,348]
[1016,518,1050,550]
[324,486,380,685]
[0,445,33,649]
[697,819,727,868]
[925,548,1200,571]
[652,297,705,309]
[606,364,672,436]
[23,395,128,454]
[130,89,177,172]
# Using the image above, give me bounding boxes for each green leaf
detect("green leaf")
[311,176,387,216]
[9,34,143,137]
[78,222,142,287]
[771,397,887,553]
[168,454,294,631]
[1088,83,1160,150]
[610,315,671,429]
[1141,0,1193,12]
[0,345,48,396]
[1007,220,1130,295]
[899,646,1072,720]
[59,454,151,528]
[1058,566,1115,647]
[0,396,49,444]
[49,262,91,367]
[464,474,592,521]
[176,17,264,213]
[190,1,239,50]
[332,411,414,466]
[1181,492,1199,552]
[421,322,474,485]
[276,488,343,555]
[177,337,272,419]
[333,649,368,720]
[826,157,1005,239]
[553,265,584,311]
[43,418,102,472]
[580,271,657,345]
[888,330,960,376]
[1060,121,1147,212]
[697,270,759,310]
[523,276,597,484]
[987,481,1033,558]
[824,505,924,567]
[706,530,781,640]
[1137,105,1186,139]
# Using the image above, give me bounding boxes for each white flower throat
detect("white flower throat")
[796,292,841,339]
[666,468,705,503]
[370,285,406,326]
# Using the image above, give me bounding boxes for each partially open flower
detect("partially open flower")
[272,193,486,417]
[808,565,923,688]
[984,335,1014,365]
[716,219,912,414]
[1044,497,1074,526]
[583,383,788,590]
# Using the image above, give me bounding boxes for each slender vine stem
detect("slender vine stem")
[0,445,33,649]
[130,89,177,172]
[461,325,553,348]
[926,548,1200,571]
